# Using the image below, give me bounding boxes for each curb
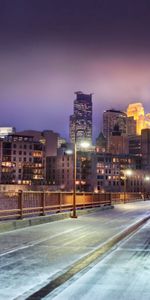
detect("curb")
[26,214,150,300]
[0,205,113,233]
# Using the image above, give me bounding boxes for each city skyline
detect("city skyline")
[1,1,150,139]
[1,96,150,142]
[1,2,150,295]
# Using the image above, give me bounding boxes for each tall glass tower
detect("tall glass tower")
[69,91,93,147]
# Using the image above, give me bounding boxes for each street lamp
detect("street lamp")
[123,169,132,203]
[144,176,150,200]
[71,140,90,218]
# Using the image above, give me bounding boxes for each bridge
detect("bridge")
[0,190,145,220]
[0,196,150,299]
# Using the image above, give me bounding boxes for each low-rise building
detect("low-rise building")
[46,152,73,191]
[91,153,142,193]
[0,135,45,184]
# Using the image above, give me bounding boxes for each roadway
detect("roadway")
[46,219,150,300]
[0,202,150,299]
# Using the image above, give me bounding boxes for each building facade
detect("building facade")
[91,153,142,193]
[69,91,93,148]
[128,135,141,155]
[103,109,127,151]
[17,130,59,156]
[0,127,16,139]
[109,135,129,155]
[46,152,73,190]
[141,128,150,170]
[46,146,92,192]
[127,116,137,136]
[127,103,145,135]
[0,135,45,184]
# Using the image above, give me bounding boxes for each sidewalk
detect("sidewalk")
[0,202,150,300]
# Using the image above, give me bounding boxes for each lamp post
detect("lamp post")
[144,176,150,200]
[72,141,77,218]
[71,140,90,218]
[123,169,132,203]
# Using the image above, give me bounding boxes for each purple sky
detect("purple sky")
[1,0,150,140]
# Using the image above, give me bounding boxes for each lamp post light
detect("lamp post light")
[71,140,90,218]
[123,169,132,203]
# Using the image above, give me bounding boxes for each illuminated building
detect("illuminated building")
[17,130,59,156]
[46,145,92,191]
[0,127,16,139]
[69,91,93,148]
[91,153,142,192]
[0,135,45,184]
[127,103,145,135]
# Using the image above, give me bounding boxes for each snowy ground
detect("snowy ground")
[45,220,150,300]
[0,202,149,299]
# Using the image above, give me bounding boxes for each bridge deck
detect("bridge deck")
[0,202,150,299]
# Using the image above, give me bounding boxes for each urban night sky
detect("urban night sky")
[1,0,150,140]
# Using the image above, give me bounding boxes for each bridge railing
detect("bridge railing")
[0,191,111,220]
[0,191,147,221]
[111,192,144,204]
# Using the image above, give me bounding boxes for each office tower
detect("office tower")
[103,109,127,138]
[127,103,145,135]
[103,109,127,151]
[69,91,93,147]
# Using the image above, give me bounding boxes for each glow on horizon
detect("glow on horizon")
[1,46,150,139]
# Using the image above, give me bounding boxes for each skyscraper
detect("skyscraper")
[127,103,145,135]
[69,91,93,147]
[103,109,127,151]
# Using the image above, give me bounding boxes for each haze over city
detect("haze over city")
[1,0,150,139]
[1,2,150,299]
